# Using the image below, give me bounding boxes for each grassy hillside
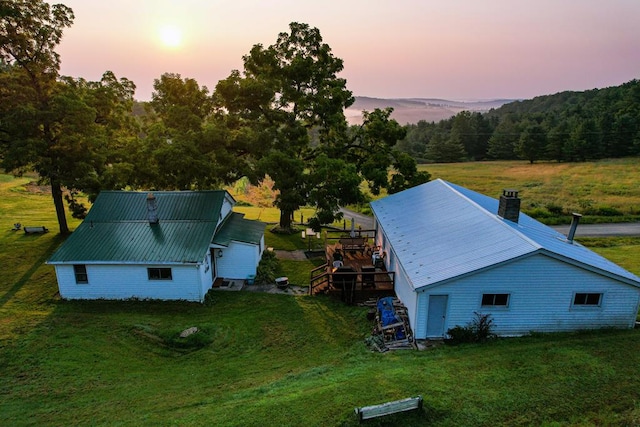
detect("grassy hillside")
[2,173,640,426]
[422,158,640,223]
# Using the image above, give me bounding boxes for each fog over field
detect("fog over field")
[345,96,515,125]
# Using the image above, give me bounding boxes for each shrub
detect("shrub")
[360,206,372,216]
[525,207,551,219]
[546,203,564,216]
[204,288,215,306]
[472,311,495,342]
[446,325,476,343]
[594,206,623,216]
[255,249,281,285]
[447,312,496,344]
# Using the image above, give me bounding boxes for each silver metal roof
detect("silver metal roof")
[370,179,640,290]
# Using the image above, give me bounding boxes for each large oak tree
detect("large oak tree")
[1,0,75,233]
[216,22,356,230]
[216,22,427,230]
[0,1,137,233]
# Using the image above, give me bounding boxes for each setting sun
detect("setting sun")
[158,25,182,48]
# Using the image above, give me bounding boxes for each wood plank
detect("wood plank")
[355,396,423,422]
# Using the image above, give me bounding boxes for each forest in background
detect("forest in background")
[398,79,640,164]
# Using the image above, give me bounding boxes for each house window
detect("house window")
[481,293,509,307]
[148,267,172,281]
[74,265,88,284]
[573,293,602,306]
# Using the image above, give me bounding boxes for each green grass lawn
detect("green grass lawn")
[262,225,327,286]
[3,172,640,426]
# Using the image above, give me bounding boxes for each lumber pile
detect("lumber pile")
[362,297,415,352]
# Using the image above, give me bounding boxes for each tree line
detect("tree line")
[1,1,428,234]
[398,79,640,164]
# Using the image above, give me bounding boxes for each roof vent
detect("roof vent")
[498,189,520,223]
[147,192,159,225]
[567,213,582,243]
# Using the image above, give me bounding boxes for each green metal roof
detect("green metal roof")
[84,191,226,222]
[49,191,227,264]
[212,212,265,246]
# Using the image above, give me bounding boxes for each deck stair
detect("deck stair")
[309,263,330,295]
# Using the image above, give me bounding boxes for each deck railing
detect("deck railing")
[309,230,396,303]
[329,270,396,304]
[324,228,377,247]
[310,264,396,302]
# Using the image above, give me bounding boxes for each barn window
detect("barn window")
[74,265,88,284]
[573,293,602,306]
[481,293,509,307]
[148,267,173,280]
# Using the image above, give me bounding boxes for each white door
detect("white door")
[426,295,448,338]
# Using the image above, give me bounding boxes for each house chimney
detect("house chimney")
[498,189,520,223]
[147,192,159,224]
[567,213,582,243]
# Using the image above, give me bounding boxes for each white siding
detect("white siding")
[216,241,260,280]
[198,251,214,297]
[218,195,234,228]
[259,235,265,257]
[374,216,419,336]
[393,262,419,337]
[415,254,640,338]
[54,263,205,302]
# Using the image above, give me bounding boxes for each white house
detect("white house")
[48,190,265,302]
[370,179,640,338]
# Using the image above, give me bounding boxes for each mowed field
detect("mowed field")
[421,158,640,217]
[2,161,640,426]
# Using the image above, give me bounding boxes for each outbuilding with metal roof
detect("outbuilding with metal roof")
[48,190,265,302]
[370,179,640,338]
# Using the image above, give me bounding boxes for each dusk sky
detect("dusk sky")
[55,0,640,102]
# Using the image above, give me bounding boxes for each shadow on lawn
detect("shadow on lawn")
[0,234,65,308]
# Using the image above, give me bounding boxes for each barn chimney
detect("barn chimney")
[147,192,159,225]
[498,189,520,223]
[567,213,582,243]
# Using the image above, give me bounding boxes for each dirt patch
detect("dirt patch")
[24,181,51,194]
[273,250,308,261]
[244,284,307,295]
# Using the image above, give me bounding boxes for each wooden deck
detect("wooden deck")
[310,241,395,304]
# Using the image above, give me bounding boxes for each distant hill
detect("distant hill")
[396,79,640,163]
[345,96,516,125]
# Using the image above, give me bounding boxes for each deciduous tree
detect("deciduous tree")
[1,1,137,232]
[216,22,356,230]
[216,23,428,230]
[1,0,75,233]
